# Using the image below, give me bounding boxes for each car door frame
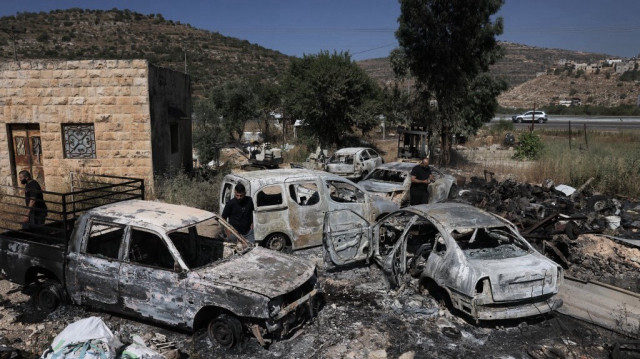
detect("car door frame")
[119,225,188,326]
[284,178,327,249]
[65,218,127,310]
[323,209,372,266]
[252,183,291,244]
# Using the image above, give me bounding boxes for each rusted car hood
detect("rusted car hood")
[198,247,315,299]
[359,181,405,193]
[467,253,559,302]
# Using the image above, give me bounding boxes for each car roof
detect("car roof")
[333,147,370,155]
[372,162,417,172]
[86,199,216,232]
[404,203,504,230]
[226,168,353,185]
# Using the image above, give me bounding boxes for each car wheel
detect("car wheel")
[265,233,291,253]
[537,117,544,123]
[36,280,63,313]
[516,118,522,123]
[208,314,244,349]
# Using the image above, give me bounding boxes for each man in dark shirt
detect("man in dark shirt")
[221,183,255,243]
[19,170,47,229]
[410,157,434,205]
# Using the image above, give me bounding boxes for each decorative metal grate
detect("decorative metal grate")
[32,136,42,155]
[15,136,26,156]
[62,124,97,159]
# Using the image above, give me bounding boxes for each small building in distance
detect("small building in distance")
[0,59,192,195]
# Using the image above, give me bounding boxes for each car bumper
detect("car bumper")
[450,291,563,320]
[266,288,321,336]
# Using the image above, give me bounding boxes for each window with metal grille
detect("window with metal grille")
[62,124,97,159]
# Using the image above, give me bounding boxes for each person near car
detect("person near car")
[19,170,48,229]
[221,183,255,243]
[409,157,434,205]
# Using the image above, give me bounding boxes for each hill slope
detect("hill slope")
[0,9,292,94]
[356,42,639,108]
[357,42,611,88]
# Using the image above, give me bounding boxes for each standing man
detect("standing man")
[221,183,255,243]
[19,170,47,228]
[409,157,434,205]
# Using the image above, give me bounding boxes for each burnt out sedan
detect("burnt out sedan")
[358,162,456,207]
[323,203,563,321]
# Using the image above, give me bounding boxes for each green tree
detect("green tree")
[209,80,260,141]
[192,97,226,166]
[254,81,282,142]
[395,0,505,164]
[282,51,379,148]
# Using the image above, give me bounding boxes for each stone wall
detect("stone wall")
[0,59,155,194]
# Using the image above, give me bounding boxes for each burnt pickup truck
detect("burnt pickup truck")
[0,176,319,349]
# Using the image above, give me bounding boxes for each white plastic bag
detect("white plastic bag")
[41,317,121,359]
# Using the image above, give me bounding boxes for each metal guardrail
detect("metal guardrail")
[0,174,144,246]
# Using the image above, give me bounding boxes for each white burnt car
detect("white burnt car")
[358,162,456,207]
[323,203,563,321]
[325,147,383,180]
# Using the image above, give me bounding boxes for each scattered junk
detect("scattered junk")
[396,125,431,160]
[358,162,457,207]
[325,147,383,181]
[290,146,328,170]
[503,132,516,147]
[219,169,398,251]
[41,317,168,359]
[323,203,564,321]
[0,176,321,350]
[241,142,283,170]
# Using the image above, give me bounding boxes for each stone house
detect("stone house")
[0,59,192,195]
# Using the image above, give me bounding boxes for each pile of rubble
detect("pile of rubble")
[454,174,640,291]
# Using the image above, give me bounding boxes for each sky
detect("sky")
[1,0,638,61]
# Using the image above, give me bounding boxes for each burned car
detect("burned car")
[323,203,563,321]
[325,147,383,180]
[220,169,398,252]
[358,162,456,207]
[0,199,320,349]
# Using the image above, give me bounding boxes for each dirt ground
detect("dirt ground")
[0,246,632,358]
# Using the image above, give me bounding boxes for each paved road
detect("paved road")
[491,116,640,130]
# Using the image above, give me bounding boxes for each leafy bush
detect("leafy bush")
[154,166,230,213]
[36,31,50,42]
[514,131,544,160]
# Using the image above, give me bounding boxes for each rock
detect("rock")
[368,349,387,359]
[398,351,415,359]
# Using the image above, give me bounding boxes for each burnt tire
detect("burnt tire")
[36,280,62,313]
[264,233,291,253]
[208,314,244,349]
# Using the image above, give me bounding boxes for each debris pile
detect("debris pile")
[455,175,640,240]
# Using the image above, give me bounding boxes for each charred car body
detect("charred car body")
[0,181,319,349]
[220,169,398,252]
[325,147,383,181]
[358,162,456,207]
[323,203,563,321]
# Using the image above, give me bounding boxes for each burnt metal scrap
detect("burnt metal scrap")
[453,176,640,246]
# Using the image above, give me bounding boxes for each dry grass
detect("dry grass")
[455,126,640,198]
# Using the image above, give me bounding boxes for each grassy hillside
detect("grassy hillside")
[0,9,292,94]
[357,42,611,89]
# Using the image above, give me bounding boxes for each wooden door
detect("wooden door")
[9,124,45,188]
